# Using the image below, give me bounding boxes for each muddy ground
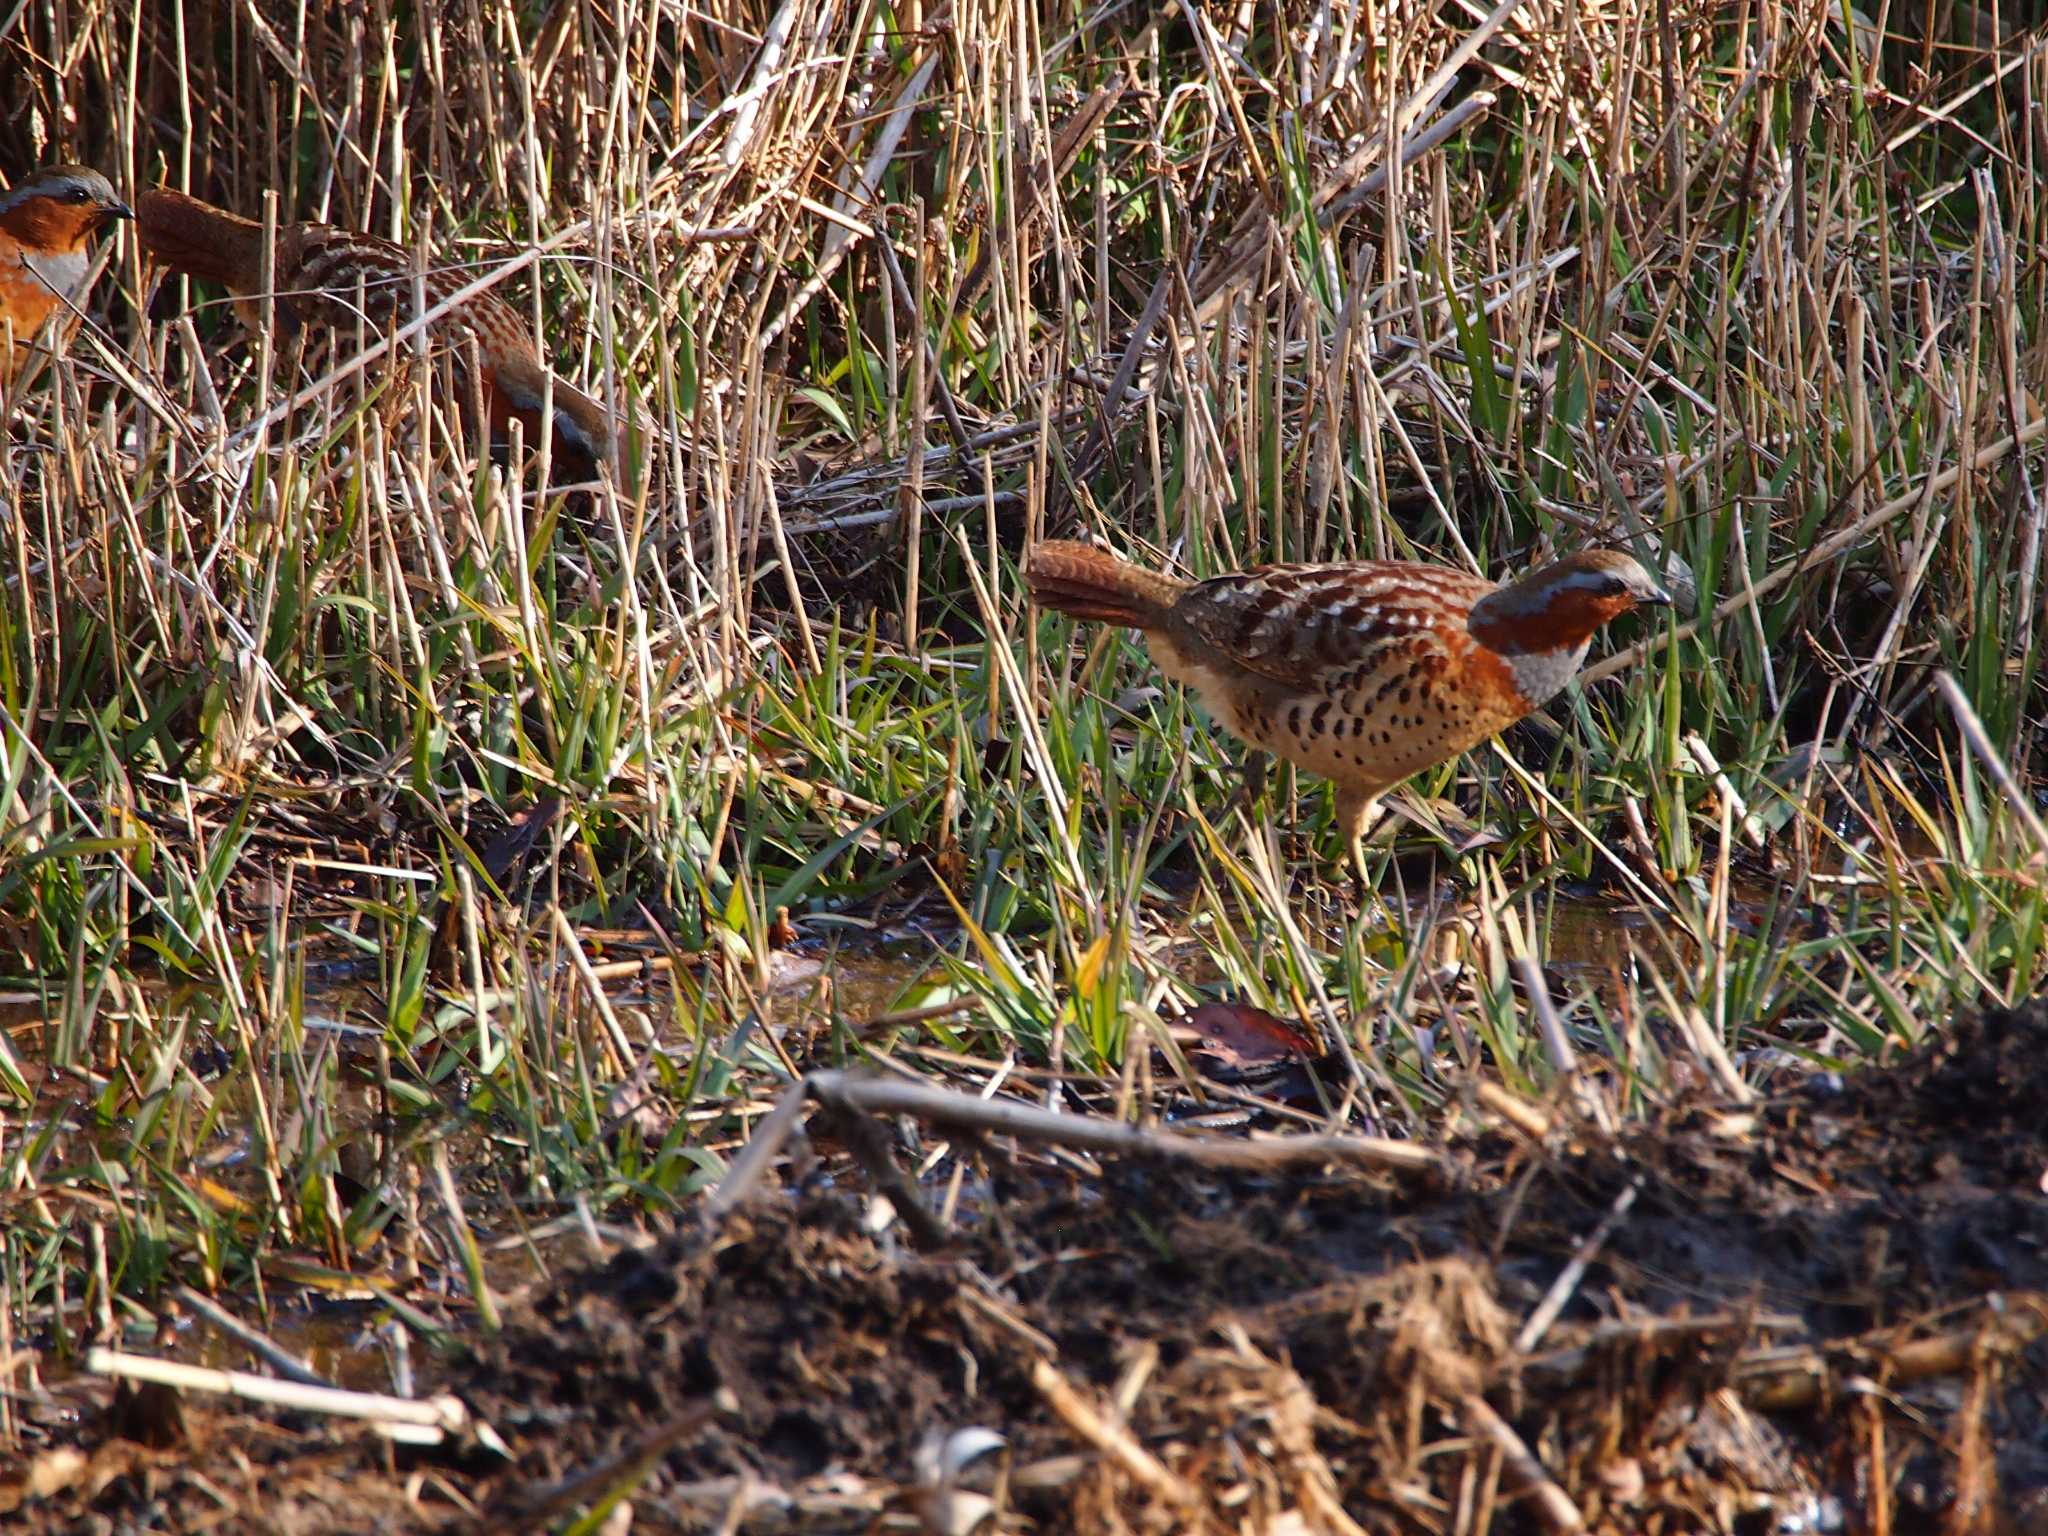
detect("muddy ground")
[7,1001,2048,1534]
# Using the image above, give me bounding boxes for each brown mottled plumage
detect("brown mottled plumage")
[136,187,612,473]
[1025,541,1670,879]
[0,166,132,387]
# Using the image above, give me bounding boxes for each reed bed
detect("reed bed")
[0,0,2043,1408]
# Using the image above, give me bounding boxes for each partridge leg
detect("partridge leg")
[1334,786,1385,904]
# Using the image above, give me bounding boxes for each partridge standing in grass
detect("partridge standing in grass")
[1025,540,1670,883]
[0,165,133,388]
[135,187,613,474]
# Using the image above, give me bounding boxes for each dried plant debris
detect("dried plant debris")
[7,1001,2043,1533]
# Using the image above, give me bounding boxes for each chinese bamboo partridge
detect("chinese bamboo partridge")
[136,186,611,474]
[1026,541,1670,881]
[0,165,132,387]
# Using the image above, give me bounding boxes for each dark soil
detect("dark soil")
[10,1002,2048,1533]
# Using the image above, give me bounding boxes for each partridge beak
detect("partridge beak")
[103,200,135,224]
[1639,587,1673,608]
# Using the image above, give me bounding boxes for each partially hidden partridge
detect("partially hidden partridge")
[0,165,132,388]
[1025,540,1670,881]
[135,187,612,474]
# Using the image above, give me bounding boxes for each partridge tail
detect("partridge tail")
[489,354,617,470]
[137,189,268,291]
[1025,540,1187,629]
[542,374,617,471]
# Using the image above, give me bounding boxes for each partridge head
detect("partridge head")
[0,165,133,386]
[136,187,613,475]
[1025,541,1669,884]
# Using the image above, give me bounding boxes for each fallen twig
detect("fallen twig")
[172,1285,328,1389]
[1457,1392,1585,1533]
[702,1069,1448,1240]
[1515,1178,1640,1353]
[87,1347,478,1448]
[1737,1293,2048,1412]
[1031,1357,1202,1514]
